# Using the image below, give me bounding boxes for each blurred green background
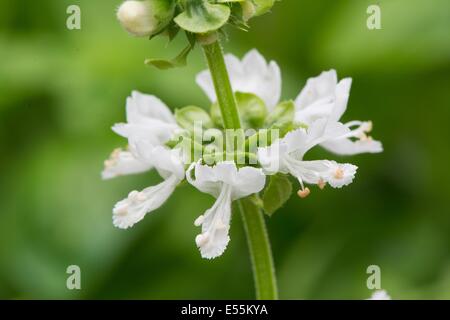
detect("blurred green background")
[0,0,449,299]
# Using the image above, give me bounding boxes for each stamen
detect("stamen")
[104,148,123,169]
[334,167,344,179]
[104,159,114,168]
[112,148,122,157]
[297,187,311,198]
[318,179,326,190]
[363,121,373,133]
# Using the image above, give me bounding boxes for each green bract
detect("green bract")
[175,105,214,131]
[265,100,295,127]
[152,0,178,33]
[211,92,268,129]
[175,0,231,33]
[262,174,293,216]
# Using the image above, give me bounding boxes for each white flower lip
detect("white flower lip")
[102,148,153,180]
[104,90,185,230]
[111,91,182,158]
[112,146,185,229]
[258,119,358,193]
[187,161,266,259]
[294,69,383,155]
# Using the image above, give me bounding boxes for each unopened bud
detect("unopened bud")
[241,1,257,21]
[117,0,175,37]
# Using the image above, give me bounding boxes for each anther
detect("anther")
[297,187,311,199]
[318,179,326,190]
[334,168,344,179]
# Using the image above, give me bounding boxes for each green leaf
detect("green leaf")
[145,43,193,70]
[174,0,231,33]
[211,92,268,129]
[175,105,213,132]
[262,174,293,216]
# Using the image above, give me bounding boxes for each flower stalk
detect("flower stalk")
[201,38,279,300]
[201,40,241,130]
[238,198,278,300]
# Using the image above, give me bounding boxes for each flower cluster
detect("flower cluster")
[117,0,276,38]
[103,50,382,259]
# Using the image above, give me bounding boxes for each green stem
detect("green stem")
[201,39,279,300]
[201,40,241,130]
[238,198,278,300]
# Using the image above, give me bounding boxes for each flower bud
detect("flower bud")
[241,1,256,22]
[117,0,175,37]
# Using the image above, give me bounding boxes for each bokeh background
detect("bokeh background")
[1,0,449,299]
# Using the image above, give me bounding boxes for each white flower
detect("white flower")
[117,0,175,37]
[295,70,383,155]
[367,290,391,300]
[187,161,266,259]
[113,146,185,229]
[112,90,182,157]
[196,49,281,111]
[258,119,358,193]
[102,147,152,180]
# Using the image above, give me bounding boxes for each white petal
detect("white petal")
[294,102,335,125]
[257,141,287,175]
[282,159,357,189]
[295,70,338,110]
[127,91,176,125]
[187,161,266,200]
[113,174,179,229]
[112,121,178,146]
[195,69,216,103]
[137,145,185,180]
[331,78,352,121]
[102,148,152,180]
[230,166,266,200]
[196,49,282,110]
[195,184,233,259]
[283,120,349,158]
[321,137,383,155]
[112,120,182,164]
[367,290,391,300]
[186,161,223,198]
[323,162,358,188]
[282,128,309,153]
[294,70,352,124]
